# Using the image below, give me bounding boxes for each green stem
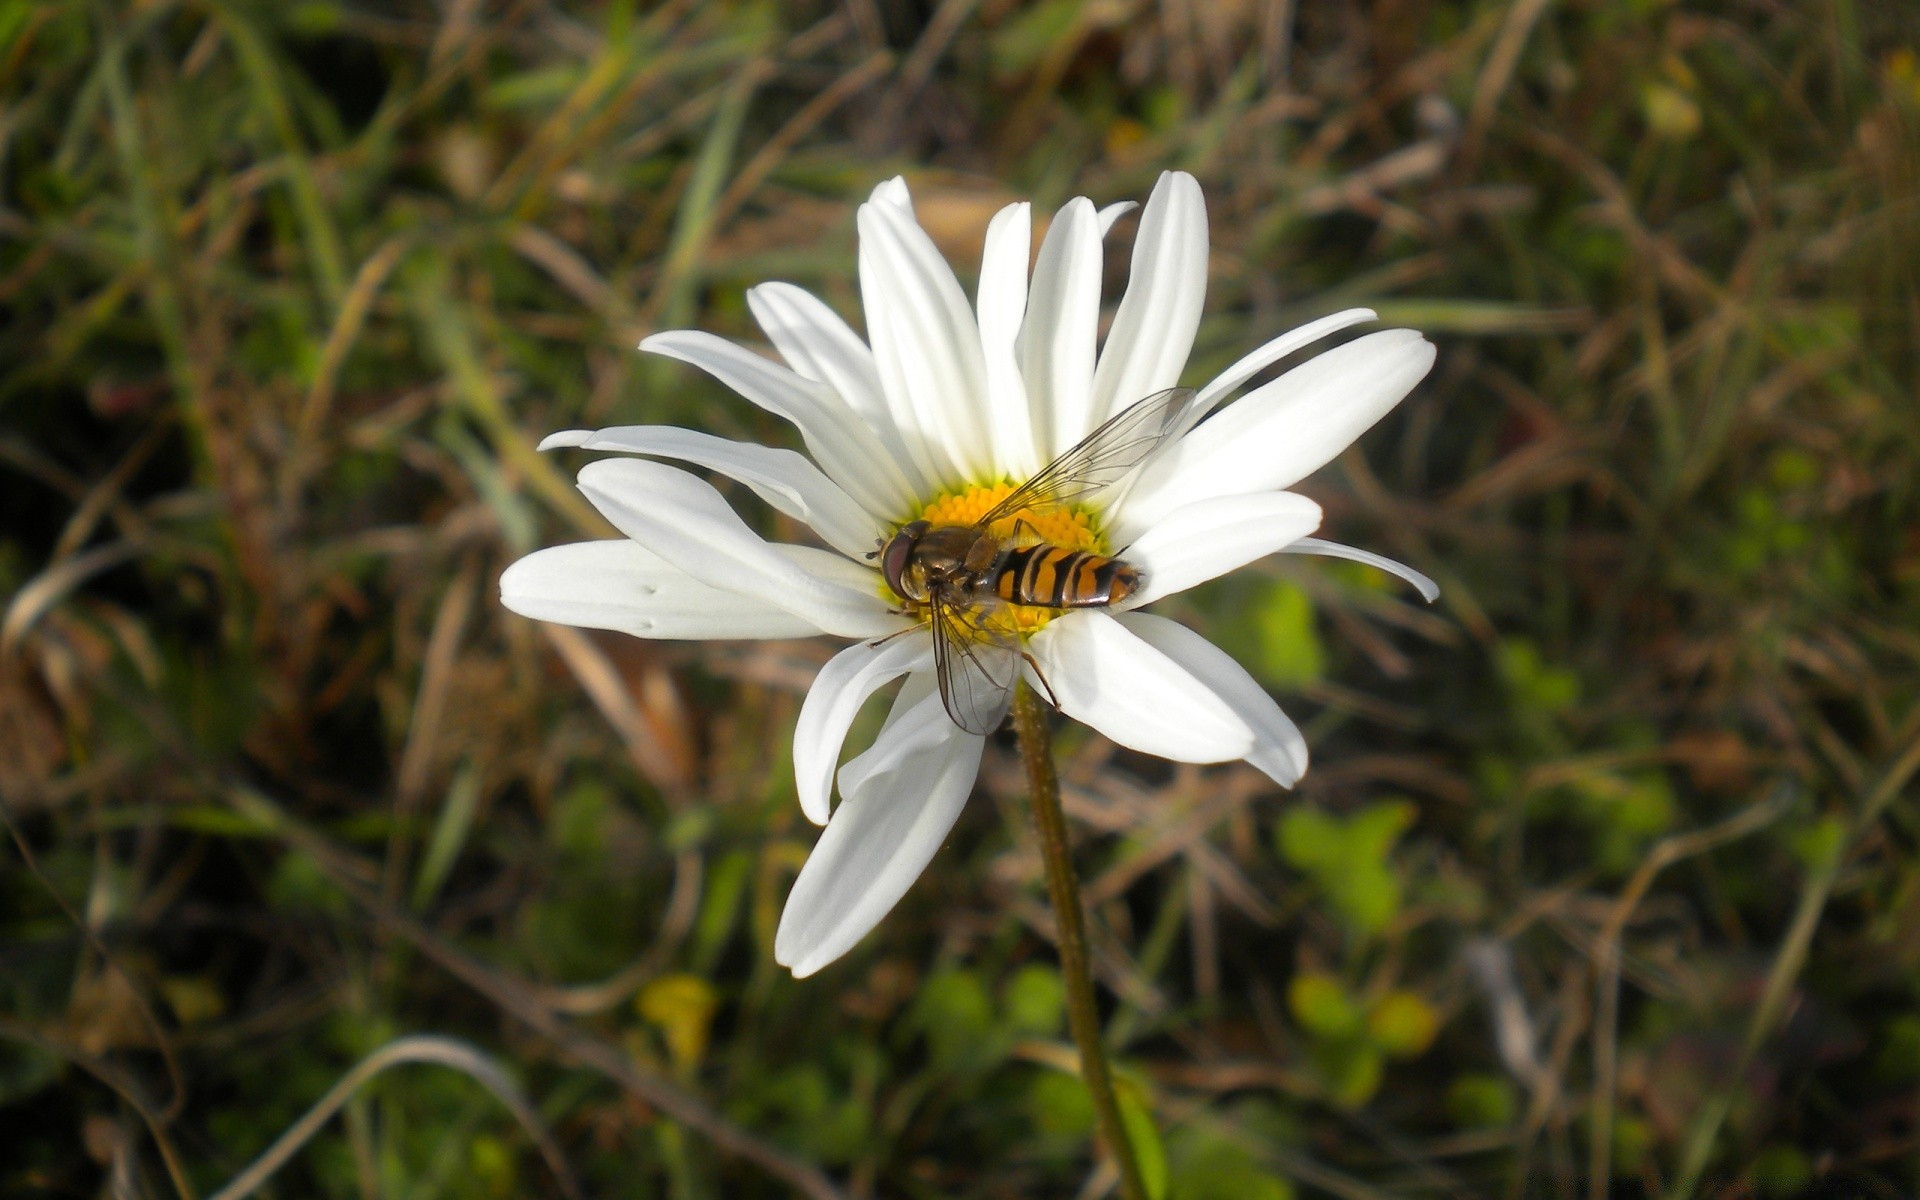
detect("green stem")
[1012,683,1147,1200]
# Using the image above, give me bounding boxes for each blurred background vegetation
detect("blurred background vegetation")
[3,0,1918,1196]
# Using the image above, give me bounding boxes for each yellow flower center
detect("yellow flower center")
[890,483,1108,636]
[917,483,1103,550]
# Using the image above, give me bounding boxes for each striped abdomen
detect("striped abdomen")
[993,545,1140,609]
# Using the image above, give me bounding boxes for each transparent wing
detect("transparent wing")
[979,387,1196,527]
[929,595,1020,735]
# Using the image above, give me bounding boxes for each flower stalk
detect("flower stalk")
[1013,682,1147,1200]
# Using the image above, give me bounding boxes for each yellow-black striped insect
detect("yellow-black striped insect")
[877,387,1196,734]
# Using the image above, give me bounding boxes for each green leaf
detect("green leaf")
[637,973,720,1071]
[1367,991,1439,1059]
[1749,1144,1813,1196]
[1767,446,1822,488]
[1495,638,1581,712]
[1788,815,1847,872]
[1167,1124,1295,1200]
[411,763,483,911]
[1275,801,1416,934]
[1612,1113,1654,1174]
[1327,861,1402,935]
[483,65,586,111]
[1875,1015,1920,1082]
[1347,800,1417,857]
[1275,808,1343,870]
[1251,581,1324,688]
[265,850,350,917]
[1288,973,1361,1040]
[1445,1074,1517,1128]
[1640,81,1702,138]
[548,779,611,856]
[690,850,752,972]
[1116,1082,1168,1200]
[1027,1070,1095,1138]
[913,969,999,1072]
[1321,1042,1385,1108]
[1003,964,1065,1036]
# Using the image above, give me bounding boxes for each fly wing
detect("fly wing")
[979,387,1195,527]
[929,595,1019,735]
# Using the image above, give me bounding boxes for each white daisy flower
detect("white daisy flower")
[502,171,1437,978]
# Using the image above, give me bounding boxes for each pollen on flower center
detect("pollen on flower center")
[918,483,1103,552]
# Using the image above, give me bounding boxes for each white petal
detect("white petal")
[834,682,965,796]
[575,458,902,640]
[1124,329,1436,531]
[858,199,993,486]
[1086,171,1208,431]
[783,541,898,599]
[1284,537,1440,603]
[570,425,882,560]
[1027,610,1253,762]
[792,634,934,826]
[870,175,913,211]
[1096,200,1137,235]
[1119,491,1324,606]
[1017,197,1103,458]
[639,329,918,519]
[775,690,984,977]
[1117,613,1308,786]
[977,201,1039,478]
[745,283,931,497]
[500,541,824,640]
[538,429,593,450]
[1190,308,1380,419]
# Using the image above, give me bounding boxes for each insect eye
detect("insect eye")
[880,525,923,599]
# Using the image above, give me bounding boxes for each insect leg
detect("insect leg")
[867,624,921,649]
[1021,650,1061,709]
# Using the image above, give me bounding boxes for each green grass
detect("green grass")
[3,1,1918,1197]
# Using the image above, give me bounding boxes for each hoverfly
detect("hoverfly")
[877,386,1197,735]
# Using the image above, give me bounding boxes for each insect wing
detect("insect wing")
[978,387,1195,527]
[929,596,1019,735]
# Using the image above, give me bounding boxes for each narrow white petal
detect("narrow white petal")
[858,200,993,486]
[1190,308,1380,418]
[791,634,934,826]
[775,691,984,977]
[500,541,823,640]
[640,329,918,519]
[1124,329,1436,532]
[1017,197,1103,458]
[834,684,963,796]
[784,542,899,599]
[572,425,882,560]
[870,175,913,211]
[576,458,902,640]
[1096,200,1137,235]
[1027,611,1253,762]
[1119,491,1324,606]
[538,429,593,450]
[1086,171,1208,431]
[1117,613,1309,786]
[1284,537,1441,603]
[745,283,932,497]
[977,201,1039,478]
